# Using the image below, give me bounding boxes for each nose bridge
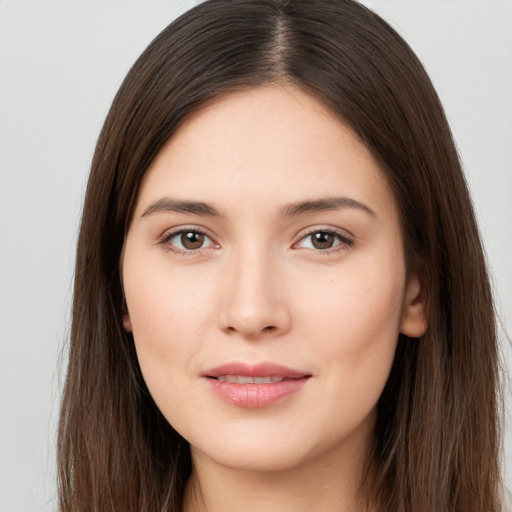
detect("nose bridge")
[218,239,290,338]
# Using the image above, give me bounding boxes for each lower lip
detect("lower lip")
[204,377,310,408]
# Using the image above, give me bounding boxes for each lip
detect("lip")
[202,362,312,408]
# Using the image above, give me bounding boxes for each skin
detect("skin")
[121,85,427,512]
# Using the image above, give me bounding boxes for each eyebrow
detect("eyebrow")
[280,197,376,218]
[141,198,222,218]
[140,195,376,219]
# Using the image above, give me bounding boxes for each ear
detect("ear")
[119,242,132,333]
[400,271,427,338]
[122,313,133,332]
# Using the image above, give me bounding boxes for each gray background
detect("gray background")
[0,1,510,510]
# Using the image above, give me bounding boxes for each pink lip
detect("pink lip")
[204,362,309,379]
[202,362,312,408]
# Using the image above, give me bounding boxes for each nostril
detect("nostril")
[263,325,276,331]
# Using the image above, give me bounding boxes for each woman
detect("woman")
[57,1,503,511]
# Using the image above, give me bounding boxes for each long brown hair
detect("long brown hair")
[58,1,503,511]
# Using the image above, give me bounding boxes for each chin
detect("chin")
[192,438,314,473]
[185,413,374,476]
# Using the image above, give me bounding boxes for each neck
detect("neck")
[182,435,375,512]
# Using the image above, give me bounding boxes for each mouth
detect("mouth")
[214,375,294,384]
[204,361,310,379]
[203,362,312,407]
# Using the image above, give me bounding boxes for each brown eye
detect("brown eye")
[164,229,215,252]
[181,231,205,250]
[311,232,335,250]
[294,229,353,252]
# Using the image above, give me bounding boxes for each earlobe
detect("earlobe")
[400,272,428,338]
[122,313,133,332]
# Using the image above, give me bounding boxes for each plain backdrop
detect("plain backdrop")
[0,1,511,510]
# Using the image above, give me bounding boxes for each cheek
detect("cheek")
[124,271,220,435]
[297,261,405,392]
[301,264,404,342]
[127,259,214,333]
[290,270,403,445]
[123,265,216,394]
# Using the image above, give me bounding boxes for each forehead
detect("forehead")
[134,85,396,220]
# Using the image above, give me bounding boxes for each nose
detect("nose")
[217,245,291,340]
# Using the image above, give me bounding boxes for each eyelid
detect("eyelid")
[156,224,353,254]
[292,226,355,251]
[158,226,219,253]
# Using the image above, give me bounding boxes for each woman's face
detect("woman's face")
[122,86,426,473]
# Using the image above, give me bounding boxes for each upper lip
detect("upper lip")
[203,362,311,379]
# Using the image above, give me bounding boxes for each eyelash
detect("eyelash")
[158,227,354,255]
[159,228,217,255]
[294,228,354,254]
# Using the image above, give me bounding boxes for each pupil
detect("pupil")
[181,232,204,250]
[312,232,334,250]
